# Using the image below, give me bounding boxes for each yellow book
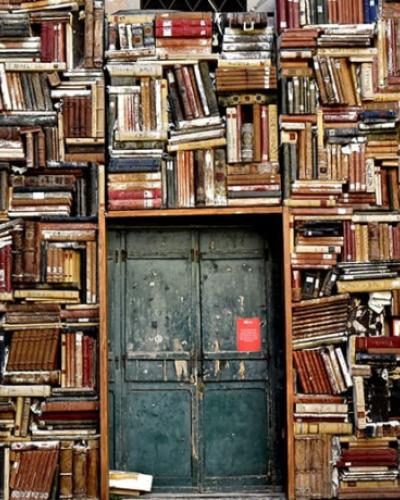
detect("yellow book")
[167,138,226,152]
[295,422,353,435]
[337,278,400,294]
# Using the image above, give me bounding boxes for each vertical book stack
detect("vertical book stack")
[105,10,280,212]
[0,0,104,498]
[281,1,400,499]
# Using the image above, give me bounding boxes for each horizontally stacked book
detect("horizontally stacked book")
[0,0,104,498]
[106,10,281,211]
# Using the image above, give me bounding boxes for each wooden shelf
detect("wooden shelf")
[106,207,283,218]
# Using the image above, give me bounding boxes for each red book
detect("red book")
[108,198,162,210]
[6,245,12,292]
[277,0,288,31]
[108,188,162,201]
[40,23,50,62]
[181,66,200,119]
[42,411,98,421]
[82,335,89,388]
[41,400,99,412]
[156,19,212,28]
[356,336,400,351]
[156,25,212,38]
[0,247,5,291]
[292,0,300,28]
[261,105,269,162]
[88,336,95,388]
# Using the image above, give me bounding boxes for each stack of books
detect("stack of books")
[221,13,274,61]
[106,12,156,61]
[336,439,399,499]
[0,0,104,497]
[105,10,280,211]
[285,8,400,487]
[277,0,379,29]
[155,12,213,57]
[218,13,280,207]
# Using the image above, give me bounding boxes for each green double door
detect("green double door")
[108,226,278,492]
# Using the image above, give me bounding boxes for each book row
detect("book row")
[0,438,99,499]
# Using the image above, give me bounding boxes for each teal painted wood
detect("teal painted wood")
[107,230,123,470]
[108,226,281,492]
[198,230,270,490]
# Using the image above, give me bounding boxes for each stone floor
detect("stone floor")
[140,492,286,500]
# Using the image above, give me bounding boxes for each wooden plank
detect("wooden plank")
[106,207,283,218]
[283,207,295,500]
[98,164,109,500]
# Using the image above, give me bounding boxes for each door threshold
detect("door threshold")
[140,492,286,500]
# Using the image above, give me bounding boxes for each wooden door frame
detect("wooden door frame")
[98,206,293,500]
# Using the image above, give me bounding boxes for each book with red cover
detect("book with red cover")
[356,337,400,351]
[108,189,162,200]
[156,25,212,38]
[108,199,162,210]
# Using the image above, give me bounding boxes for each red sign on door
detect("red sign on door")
[236,317,261,352]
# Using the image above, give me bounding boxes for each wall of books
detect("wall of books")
[2,0,400,498]
[279,0,400,499]
[0,0,104,498]
[105,10,280,211]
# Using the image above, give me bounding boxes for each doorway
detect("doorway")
[108,219,284,493]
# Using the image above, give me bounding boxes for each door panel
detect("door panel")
[203,384,268,481]
[109,227,276,492]
[107,231,122,469]
[121,230,199,488]
[123,258,195,384]
[123,387,196,487]
[199,230,270,488]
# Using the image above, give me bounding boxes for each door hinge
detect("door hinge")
[122,353,127,370]
[191,248,200,262]
[121,249,127,262]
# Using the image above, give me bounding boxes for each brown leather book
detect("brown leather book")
[174,65,194,122]
[73,444,88,496]
[368,222,380,261]
[181,66,200,119]
[84,0,94,67]
[188,65,204,119]
[86,439,99,498]
[252,104,261,162]
[60,441,73,497]
[93,1,104,68]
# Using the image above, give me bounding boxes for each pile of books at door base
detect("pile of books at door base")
[109,471,153,498]
[0,438,100,499]
[105,10,281,211]
[0,0,104,498]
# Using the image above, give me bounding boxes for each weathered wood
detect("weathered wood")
[106,207,283,218]
[283,207,295,500]
[295,435,332,499]
[98,165,109,500]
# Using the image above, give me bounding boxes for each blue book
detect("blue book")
[369,0,378,22]
[363,0,370,23]
[108,158,161,173]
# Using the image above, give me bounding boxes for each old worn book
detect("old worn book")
[295,435,333,499]
[109,471,153,493]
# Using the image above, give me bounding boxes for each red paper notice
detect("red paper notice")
[236,317,261,352]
